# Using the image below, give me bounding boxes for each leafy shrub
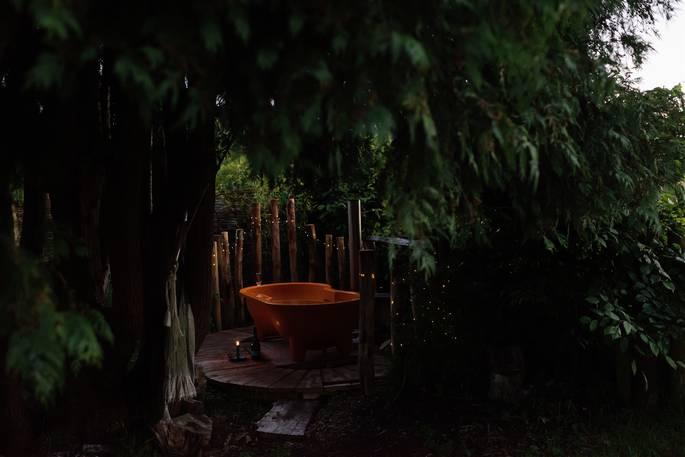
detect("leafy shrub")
[0,238,113,404]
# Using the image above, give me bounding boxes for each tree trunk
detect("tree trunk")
[104,139,147,369]
[185,175,215,349]
[0,163,13,239]
[20,165,47,256]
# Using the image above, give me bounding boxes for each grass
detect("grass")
[529,409,685,457]
[413,401,685,457]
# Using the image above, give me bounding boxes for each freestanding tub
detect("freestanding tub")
[240,282,359,362]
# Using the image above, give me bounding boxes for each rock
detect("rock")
[180,399,205,416]
[153,411,213,457]
[81,444,112,456]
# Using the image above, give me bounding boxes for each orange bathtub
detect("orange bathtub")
[240,282,359,362]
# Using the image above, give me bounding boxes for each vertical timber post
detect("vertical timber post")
[336,236,346,289]
[252,202,262,283]
[218,231,235,329]
[325,234,333,285]
[270,199,281,282]
[306,224,317,282]
[348,200,361,291]
[211,240,222,331]
[389,257,409,356]
[287,198,297,281]
[235,228,244,324]
[359,248,376,396]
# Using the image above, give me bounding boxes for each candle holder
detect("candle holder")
[229,339,247,362]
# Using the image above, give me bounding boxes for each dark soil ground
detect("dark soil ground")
[34,382,685,457]
[196,383,685,457]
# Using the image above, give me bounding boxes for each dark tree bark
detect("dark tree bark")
[105,97,148,370]
[20,164,47,256]
[184,120,216,349]
[0,167,13,239]
[185,177,215,349]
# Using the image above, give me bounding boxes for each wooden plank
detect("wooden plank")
[256,400,318,437]
[209,364,269,383]
[324,234,333,285]
[322,366,356,385]
[234,228,245,324]
[336,236,346,290]
[269,369,309,392]
[287,198,297,281]
[367,235,412,246]
[251,202,262,283]
[218,231,235,329]
[297,369,323,393]
[374,357,391,378]
[211,240,222,331]
[197,330,249,353]
[270,199,282,282]
[228,365,291,388]
[347,200,361,291]
[306,224,317,282]
[196,327,390,394]
[332,364,359,383]
[222,327,253,338]
[358,248,376,396]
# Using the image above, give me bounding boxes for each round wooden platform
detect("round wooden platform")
[195,327,390,395]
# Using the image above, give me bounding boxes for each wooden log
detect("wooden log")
[287,198,297,281]
[251,202,262,284]
[389,257,410,356]
[390,261,398,356]
[306,224,317,282]
[324,234,333,285]
[270,199,281,282]
[336,236,346,289]
[358,248,376,396]
[234,228,245,324]
[211,240,222,331]
[218,231,235,329]
[347,200,361,291]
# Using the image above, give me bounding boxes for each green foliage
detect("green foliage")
[0,239,113,404]
[4,0,682,274]
[4,0,685,408]
[581,238,685,372]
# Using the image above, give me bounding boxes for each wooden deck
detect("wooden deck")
[196,327,390,395]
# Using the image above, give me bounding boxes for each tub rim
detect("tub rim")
[239,282,359,306]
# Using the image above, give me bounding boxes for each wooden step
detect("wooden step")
[255,400,319,437]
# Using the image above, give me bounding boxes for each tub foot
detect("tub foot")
[289,338,307,363]
[336,337,353,357]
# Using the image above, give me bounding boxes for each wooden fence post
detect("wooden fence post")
[390,261,398,356]
[234,228,244,324]
[287,198,297,281]
[325,234,333,285]
[389,257,411,356]
[270,199,281,282]
[218,231,235,329]
[211,240,222,331]
[306,224,317,282]
[358,248,376,396]
[347,200,361,291]
[252,202,262,283]
[336,236,346,289]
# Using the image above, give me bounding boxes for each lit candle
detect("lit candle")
[235,340,241,359]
